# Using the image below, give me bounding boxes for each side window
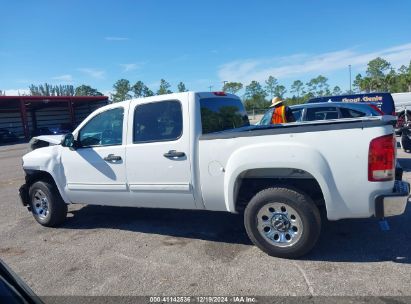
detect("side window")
[340,107,366,118]
[133,100,182,143]
[306,107,339,121]
[78,108,124,147]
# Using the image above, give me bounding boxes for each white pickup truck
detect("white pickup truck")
[19,92,410,258]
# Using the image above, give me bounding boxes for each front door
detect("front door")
[125,98,196,209]
[62,106,129,205]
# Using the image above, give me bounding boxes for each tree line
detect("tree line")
[227,57,411,110]
[28,84,103,97]
[353,57,411,93]
[2,57,410,112]
[232,75,345,111]
[110,78,188,102]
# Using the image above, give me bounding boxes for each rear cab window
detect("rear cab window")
[200,97,250,134]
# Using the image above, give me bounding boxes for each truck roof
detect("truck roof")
[103,91,240,107]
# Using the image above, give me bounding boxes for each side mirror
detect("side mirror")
[61,133,75,149]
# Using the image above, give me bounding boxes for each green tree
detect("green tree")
[132,81,145,97]
[244,80,269,111]
[362,77,373,93]
[290,80,304,97]
[132,81,154,97]
[142,86,154,97]
[385,69,398,92]
[29,85,40,96]
[222,82,243,94]
[157,79,172,95]
[177,81,188,92]
[75,85,103,96]
[112,79,131,102]
[365,57,391,91]
[353,74,363,93]
[306,75,329,96]
[40,83,50,96]
[332,86,342,95]
[274,85,287,99]
[397,62,411,92]
[29,83,74,96]
[264,76,278,99]
[367,57,391,79]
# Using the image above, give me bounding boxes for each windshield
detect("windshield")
[200,97,250,134]
[259,108,274,125]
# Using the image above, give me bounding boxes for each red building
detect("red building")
[0,96,109,140]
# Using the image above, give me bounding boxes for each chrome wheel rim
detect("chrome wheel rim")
[256,202,303,247]
[32,189,49,220]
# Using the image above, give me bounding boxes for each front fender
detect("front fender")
[22,145,70,204]
[224,141,350,219]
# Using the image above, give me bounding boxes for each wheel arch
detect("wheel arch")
[25,170,70,204]
[233,168,325,213]
[223,143,350,219]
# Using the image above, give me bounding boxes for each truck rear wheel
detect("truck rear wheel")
[29,181,67,227]
[244,187,321,258]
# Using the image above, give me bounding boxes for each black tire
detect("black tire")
[28,181,67,227]
[244,187,321,259]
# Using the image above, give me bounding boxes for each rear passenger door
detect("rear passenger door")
[125,97,196,209]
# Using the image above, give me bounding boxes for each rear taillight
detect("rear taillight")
[213,91,227,96]
[368,134,395,181]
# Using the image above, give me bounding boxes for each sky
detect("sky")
[1,0,411,97]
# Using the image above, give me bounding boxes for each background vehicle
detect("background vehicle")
[19,92,409,258]
[258,102,381,125]
[307,93,395,115]
[31,124,73,137]
[390,93,411,135]
[401,124,411,152]
[394,108,411,136]
[0,128,19,144]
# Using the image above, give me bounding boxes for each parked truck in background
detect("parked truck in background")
[19,92,410,258]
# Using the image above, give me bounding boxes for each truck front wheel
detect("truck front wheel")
[29,181,67,227]
[244,187,321,258]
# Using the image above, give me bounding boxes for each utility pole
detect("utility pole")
[222,80,228,91]
[349,65,352,94]
[208,85,213,92]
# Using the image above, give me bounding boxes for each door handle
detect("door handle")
[104,154,122,162]
[163,150,186,158]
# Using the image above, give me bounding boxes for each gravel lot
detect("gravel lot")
[0,141,410,298]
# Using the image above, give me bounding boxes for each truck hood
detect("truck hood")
[33,135,65,144]
[29,135,64,151]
